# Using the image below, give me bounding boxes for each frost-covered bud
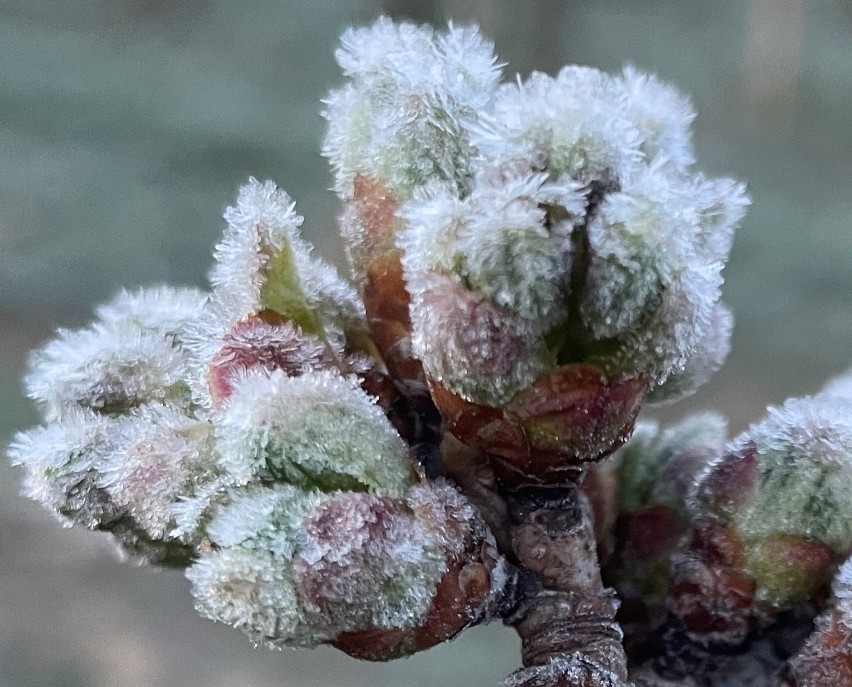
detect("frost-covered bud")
[209,178,371,360]
[669,394,852,645]
[322,18,501,380]
[779,557,852,686]
[94,285,209,342]
[391,64,746,477]
[504,655,628,687]
[579,168,743,387]
[207,312,357,405]
[599,414,727,637]
[187,482,505,657]
[186,484,325,647]
[305,482,502,659]
[470,66,746,387]
[215,369,414,494]
[647,304,733,405]
[25,321,193,419]
[475,67,641,186]
[9,405,216,564]
[24,284,208,419]
[10,409,121,527]
[323,17,501,209]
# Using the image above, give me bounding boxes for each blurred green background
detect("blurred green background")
[1,1,850,685]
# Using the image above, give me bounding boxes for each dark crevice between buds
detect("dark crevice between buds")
[548,176,619,368]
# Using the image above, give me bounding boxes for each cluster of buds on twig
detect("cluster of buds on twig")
[324,19,747,485]
[9,177,507,657]
[10,16,851,687]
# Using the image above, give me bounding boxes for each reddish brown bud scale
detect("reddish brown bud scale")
[350,174,424,383]
[331,556,496,661]
[694,444,760,521]
[362,248,424,382]
[431,365,648,483]
[668,520,756,642]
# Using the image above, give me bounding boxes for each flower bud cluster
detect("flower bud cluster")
[669,388,852,645]
[10,285,214,564]
[10,177,504,655]
[323,18,748,477]
[8,17,765,680]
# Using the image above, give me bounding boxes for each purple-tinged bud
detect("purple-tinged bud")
[187,482,507,658]
[207,312,340,405]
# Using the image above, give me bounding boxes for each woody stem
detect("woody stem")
[501,482,630,686]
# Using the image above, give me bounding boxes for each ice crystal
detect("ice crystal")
[206,315,362,405]
[475,67,643,186]
[685,393,852,610]
[400,172,582,326]
[504,654,625,687]
[205,484,322,560]
[580,165,731,384]
[647,303,733,404]
[9,403,214,561]
[295,490,447,633]
[620,65,696,171]
[187,545,310,646]
[215,369,412,494]
[9,408,121,527]
[822,366,852,399]
[404,271,549,406]
[95,404,218,540]
[94,285,209,341]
